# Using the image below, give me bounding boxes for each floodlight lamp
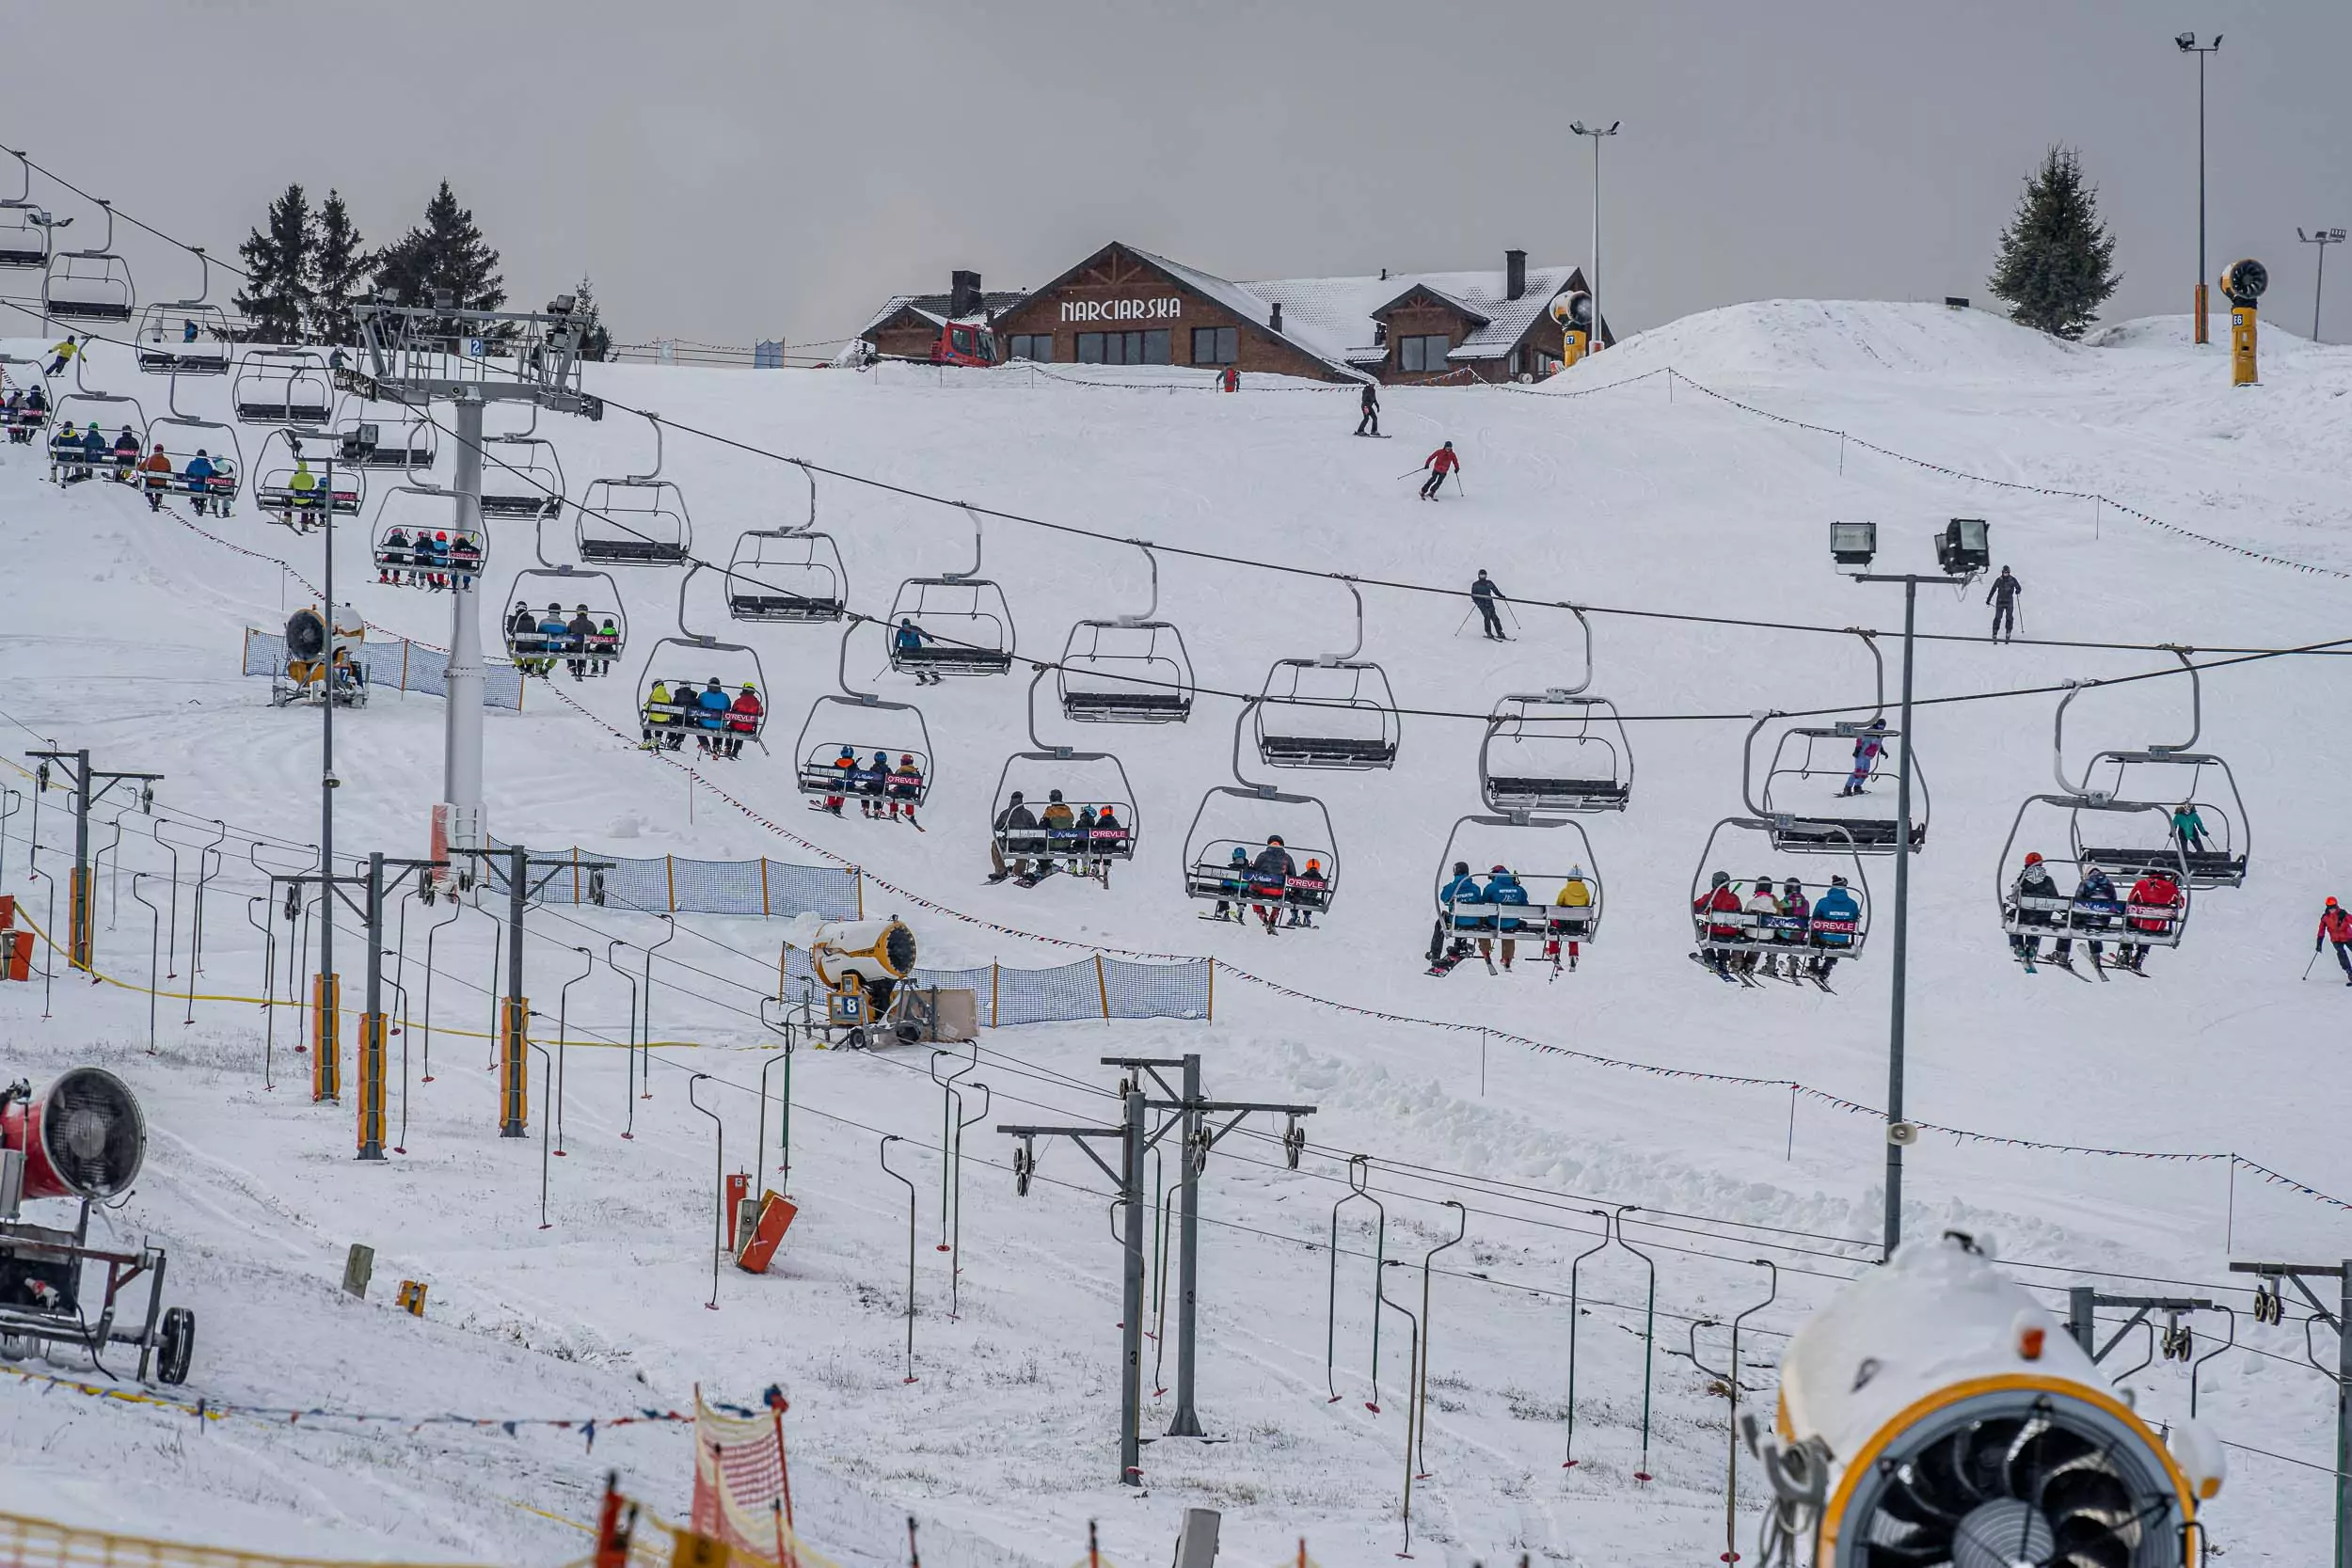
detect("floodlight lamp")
[549,294,578,315]
[1938,517,1991,578]
[2176,30,2196,48]
[1570,120,1588,135]
[1830,520,1878,572]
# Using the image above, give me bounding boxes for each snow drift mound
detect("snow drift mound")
[1568,297,2099,386]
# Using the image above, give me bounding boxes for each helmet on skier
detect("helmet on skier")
[898,752,914,764]
[2330,897,2341,908]
[1567,864,1583,879]
[2024,852,2043,865]
[1442,440,1454,450]
[1306,858,1323,873]
[1784,877,1803,894]
[1266,834,1284,847]
[1710,870,1729,887]
[1048,789,1064,802]
[1453,862,1470,877]
[1008,791,1024,804]
[1230,847,1249,863]
[743,683,759,694]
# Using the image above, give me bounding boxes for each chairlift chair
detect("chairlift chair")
[2057,654,2249,890]
[232,347,332,426]
[254,429,363,524]
[480,406,567,519]
[885,503,1016,677]
[1183,699,1341,916]
[723,461,846,623]
[1743,635,1926,853]
[501,511,630,673]
[330,398,438,470]
[790,623,934,810]
[1688,816,1871,969]
[146,368,245,515]
[1431,813,1604,966]
[1996,796,2192,958]
[45,356,147,486]
[633,565,771,753]
[579,412,690,565]
[989,667,1141,885]
[1481,695,1632,815]
[41,198,133,322]
[0,152,48,270]
[0,351,55,444]
[1056,540,1196,722]
[1253,578,1400,769]
[133,247,231,375]
[366,481,487,591]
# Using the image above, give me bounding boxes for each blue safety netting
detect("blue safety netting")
[779,945,1211,1025]
[484,838,860,920]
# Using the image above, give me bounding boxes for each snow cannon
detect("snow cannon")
[0,1068,146,1205]
[1549,290,1593,367]
[2220,258,2266,388]
[1755,1231,2218,1567]
[808,919,919,1048]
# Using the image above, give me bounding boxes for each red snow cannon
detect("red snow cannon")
[2,1067,147,1202]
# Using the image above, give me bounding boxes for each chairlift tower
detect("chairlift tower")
[351,292,604,877]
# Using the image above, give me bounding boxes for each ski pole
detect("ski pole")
[1454,471,1467,497]
[1395,467,1424,481]
[2305,949,2321,980]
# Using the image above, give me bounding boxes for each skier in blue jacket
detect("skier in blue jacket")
[895,618,941,686]
[1483,865,1531,970]
[1808,876,1861,979]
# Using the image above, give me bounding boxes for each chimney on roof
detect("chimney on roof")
[1505,249,1527,301]
[949,269,982,318]
[1380,267,1389,281]
[1269,302,1283,333]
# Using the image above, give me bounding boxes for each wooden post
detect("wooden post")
[1206,958,1215,1022]
[1095,953,1110,1020]
[666,855,677,913]
[760,859,771,916]
[990,961,1000,1029]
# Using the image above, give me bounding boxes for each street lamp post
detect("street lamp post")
[1831,518,1990,1259]
[2176,33,2222,345]
[2300,228,2346,343]
[1568,120,1620,352]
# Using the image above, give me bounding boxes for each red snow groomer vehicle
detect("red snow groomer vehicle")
[926,319,1000,368]
[0,1069,193,1384]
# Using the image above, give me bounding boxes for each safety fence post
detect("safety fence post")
[1095,953,1110,1020]
[853,867,864,921]
[760,859,771,916]
[666,855,677,913]
[990,962,1000,1028]
[572,847,581,902]
[1205,958,1214,1021]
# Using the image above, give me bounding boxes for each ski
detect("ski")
[983,871,1012,885]
[1809,973,1836,993]
[1688,953,1745,986]
[1013,864,1058,889]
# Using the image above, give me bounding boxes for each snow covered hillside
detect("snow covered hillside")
[1,300,2347,1565]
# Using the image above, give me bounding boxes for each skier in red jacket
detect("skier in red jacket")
[1418,441,1460,500]
[2118,871,2180,973]
[1692,871,1744,975]
[2319,897,2352,983]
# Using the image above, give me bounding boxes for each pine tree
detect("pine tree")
[1988,145,2121,341]
[371,181,505,313]
[234,183,315,344]
[573,275,613,360]
[309,190,373,346]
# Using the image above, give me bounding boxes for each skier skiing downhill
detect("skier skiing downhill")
[2170,802,2208,854]
[1470,570,1509,641]
[1418,441,1460,499]
[2318,897,2352,984]
[1987,566,2023,643]
[1840,717,1887,796]
[1355,380,1380,437]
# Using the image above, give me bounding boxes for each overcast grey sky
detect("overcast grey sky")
[14,1,2352,351]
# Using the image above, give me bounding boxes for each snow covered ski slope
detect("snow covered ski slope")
[1,300,2349,1564]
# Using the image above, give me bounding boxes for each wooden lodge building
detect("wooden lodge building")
[858,242,1613,386]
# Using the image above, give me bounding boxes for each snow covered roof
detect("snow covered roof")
[1121,245,1366,381]
[858,290,1028,337]
[1241,263,1595,365]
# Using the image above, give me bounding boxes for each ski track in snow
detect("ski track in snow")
[0,303,2345,1563]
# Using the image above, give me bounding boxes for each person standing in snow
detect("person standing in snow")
[1355,380,1380,436]
[1419,441,1460,500]
[1470,570,1508,641]
[2318,897,2352,984]
[1220,365,1240,392]
[1987,566,2023,643]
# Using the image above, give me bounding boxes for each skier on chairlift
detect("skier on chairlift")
[1740,872,1782,975]
[2010,851,2065,966]
[1211,845,1250,922]
[2061,866,2121,975]
[1548,866,1594,974]
[1481,864,1531,971]
[183,449,218,515]
[895,618,941,685]
[2118,868,2181,974]
[1808,875,1860,981]
[864,749,895,816]
[564,606,596,680]
[822,744,859,816]
[1288,857,1324,927]
[724,683,762,760]
[989,791,1037,882]
[137,442,172,511]
[640,679,673,750]
[1839,718,1887,797]
[1772,875,1811,981]
[1694,870,1743,977]
[1249,834,1296,933]
[890,752,922,824]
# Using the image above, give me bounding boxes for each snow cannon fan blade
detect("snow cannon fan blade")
[2221,258,2268,306]
[3,1068,148,1202]
[1768,1232,2203,1567]
[284,607,326,663]
[1549,291,1592,329]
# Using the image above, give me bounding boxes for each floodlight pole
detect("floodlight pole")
[1570,121,1620,352]
[2301,228,2345,343]
[1848,571,1931,1259]
[444,393,486,843]
[2179,35,2222,345]
[317,444,341,1101]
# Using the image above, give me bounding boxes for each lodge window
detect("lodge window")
[1190,325,1238,366]
[1008,333,1055,362]
[1398,334,1452,374]
[1076,330,1172,366]
[1508,345,1525,377]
